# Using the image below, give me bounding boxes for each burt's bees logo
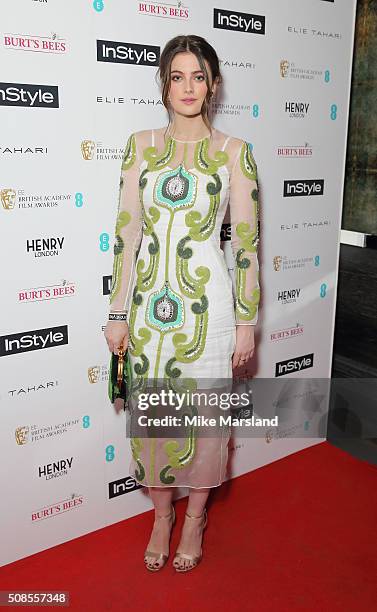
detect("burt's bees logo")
[81,140,96,160]
[1,188,16,210]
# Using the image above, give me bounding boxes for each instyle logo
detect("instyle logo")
[0,325,68,357]
[284,179,324,197]
[213,8,265,35]
[103,275,112,295]
[275,353,314,377]
[0,82,59,107]
[109,476,143,498]
[97,39,160,66]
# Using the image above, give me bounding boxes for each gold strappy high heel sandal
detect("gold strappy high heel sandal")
[173,508,208,572]
[144,504,176,572]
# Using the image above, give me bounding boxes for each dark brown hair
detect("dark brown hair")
[157,35,222,137]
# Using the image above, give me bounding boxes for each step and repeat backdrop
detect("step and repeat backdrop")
[0,0,357,566]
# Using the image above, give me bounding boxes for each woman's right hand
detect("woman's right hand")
[104,321,129,355]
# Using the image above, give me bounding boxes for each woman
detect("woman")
[104,34,260,572]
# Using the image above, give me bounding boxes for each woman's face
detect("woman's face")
[168,51,215,117]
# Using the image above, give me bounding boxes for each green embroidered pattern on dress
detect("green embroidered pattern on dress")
[110,133,138,304]
[235,142,260,321]
[144,136,176,171]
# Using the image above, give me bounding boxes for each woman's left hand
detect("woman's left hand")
[232,325,255,369]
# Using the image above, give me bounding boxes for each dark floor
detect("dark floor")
[329,243,377,465]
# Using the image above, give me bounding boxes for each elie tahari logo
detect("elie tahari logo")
[213,8,265,35]
[0,82,59,107]
[97,39,160,66]
[275,353,314,377]
[283,179,324,197]
[0,325,68,357]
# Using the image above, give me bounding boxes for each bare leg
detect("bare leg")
[144,486,175,570]
[173,487,210,571]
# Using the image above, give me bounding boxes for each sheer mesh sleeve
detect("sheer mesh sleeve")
[109,133,143,317]
[229,140,260,325]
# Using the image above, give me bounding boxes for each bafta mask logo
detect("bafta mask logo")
[88,366,100,383]
[81,140,96,160]
[1,188,17,210]
[265,428,274,444]
[280,59,290,78]
[15,425,29,445]
[273,255,282,271]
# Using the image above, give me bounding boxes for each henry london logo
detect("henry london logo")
[81,140,124,161]
[109,476,143,499]
[31,494,84,522]
[1,188,72,211]
[39,457,73,480]
[280,59,328,82]
[277,288,301,305]
[277,143,313,157]
[284,179,324,197]
[3,32,67,53]
[18,280,76,303]
[270,323,304,342]
[137,1,190,20]
[275,353,314,377]
[97,39,160,66]
[0,82,59,107]
[26,236,65,257]
[15,419,80,445]
[273,254,320,272]
[0,325,68,357]
[285,101,310,119]
[214,8,265,35]
[88,365,109,383]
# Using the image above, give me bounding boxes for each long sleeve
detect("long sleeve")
[109,133,143,318]
[229,140,260,325]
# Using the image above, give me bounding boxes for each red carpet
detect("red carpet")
[1,442,376,611]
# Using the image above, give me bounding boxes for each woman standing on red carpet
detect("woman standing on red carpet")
[104,34,260,572]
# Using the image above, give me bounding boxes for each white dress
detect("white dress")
[109,127,260,488]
